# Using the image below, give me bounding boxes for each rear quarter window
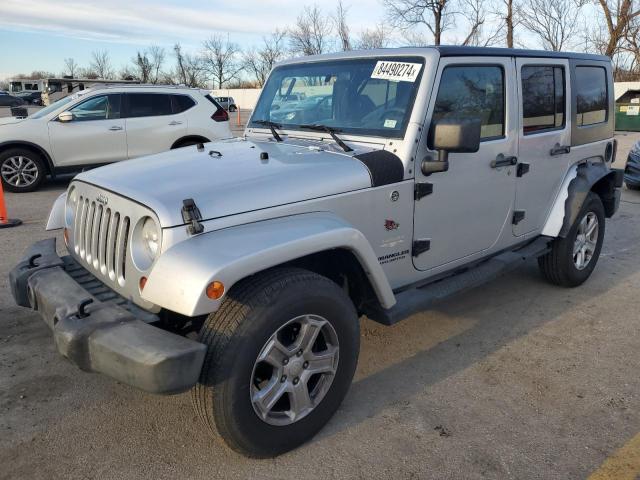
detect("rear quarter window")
[575,66,608,126]
[172,94,196,113]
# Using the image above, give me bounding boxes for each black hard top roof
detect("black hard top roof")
[435,45,609,62]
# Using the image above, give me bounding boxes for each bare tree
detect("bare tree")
[356,23,392,49]
[243,29,287,85]
[289,4,333,55]
[520,0,585,51]
[595,0,640,58]
[90,50,114,79]
[148,45,165,84]
[202,35,243,89]
[131,51,153,83]
[460,0,487,46]
[334,0,352,51]
[173,43,206,88]
[63,58,78,78]
[501,0,516,48]
[383,0,452,45]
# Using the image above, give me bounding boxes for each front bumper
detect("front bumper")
[9,238,207,394]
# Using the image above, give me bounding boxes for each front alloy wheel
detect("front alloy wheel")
[0,148,45,192]
[251,314,339,426]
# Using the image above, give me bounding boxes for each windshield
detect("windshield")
[29,95,77,119]
[250,57,425,138]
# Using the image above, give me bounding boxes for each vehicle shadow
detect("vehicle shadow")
[314,234,640,443]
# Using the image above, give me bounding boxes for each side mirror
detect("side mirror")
[58,111,74,123]
[422,117,482,175]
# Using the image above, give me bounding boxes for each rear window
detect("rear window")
[576,66,608,126]
[126,93,173,118]
[172,94,196,113]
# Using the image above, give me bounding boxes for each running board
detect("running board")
[367,238,551,326]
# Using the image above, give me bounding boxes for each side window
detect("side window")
[576,66,608,126]
[521,66,565,134]
[126,93,173,118]
[172,94,196,113]
[70,94,120,121]
[431,65,505,142]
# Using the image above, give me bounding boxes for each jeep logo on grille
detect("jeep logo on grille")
[96,194,108,206]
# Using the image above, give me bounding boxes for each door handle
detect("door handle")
[491,154,517,168]
[108,126,123,131]
[168,121,183,126]
[550,143,571,156]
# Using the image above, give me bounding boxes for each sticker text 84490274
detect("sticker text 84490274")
[371,61,422,82]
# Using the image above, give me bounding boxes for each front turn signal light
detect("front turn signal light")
[63,228,70,246]
[206,281,225,300]
[139,276,148,292]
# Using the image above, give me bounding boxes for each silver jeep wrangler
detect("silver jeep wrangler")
[10,47,623,457]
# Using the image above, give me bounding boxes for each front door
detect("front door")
[413,57,518,271]
[513,58,571,236]
[48,93,126,167]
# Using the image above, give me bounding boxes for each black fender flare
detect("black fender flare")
[170,136,211,149]
[558,162,623,238]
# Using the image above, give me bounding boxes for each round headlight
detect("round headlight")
[131,216,161,271]
[141,217,160,258]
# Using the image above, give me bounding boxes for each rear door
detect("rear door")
[48,93,126,166]
[513,58,571,235]
[413,57,518,271]
[123,93,187,158]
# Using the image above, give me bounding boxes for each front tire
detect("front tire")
[192,267,359,457]
[538,192,605,287]
[0,148,46,192]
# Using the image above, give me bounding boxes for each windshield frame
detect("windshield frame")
[249,56,426,140]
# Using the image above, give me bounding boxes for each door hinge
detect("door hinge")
[516,163,530,177]
[412,239,431,257]
[512,210,526,225]
[414,182,434,200]
[181,198,204,235]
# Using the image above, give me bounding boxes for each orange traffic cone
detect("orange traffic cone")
[0,180,22,229]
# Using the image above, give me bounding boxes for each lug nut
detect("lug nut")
[297,349,303,357]
[280,375,287,383]
[293,377,300,385]
[303,361,309,369]
[283,358,289,365]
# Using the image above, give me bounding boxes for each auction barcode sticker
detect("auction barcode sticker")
[371,61,422,82]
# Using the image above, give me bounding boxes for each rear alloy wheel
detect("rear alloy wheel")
[192,267,359,457]
[0,149,46,192]
[538,192,605,287]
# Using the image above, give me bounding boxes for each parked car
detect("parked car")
[0,85,231,192]
[624,141,640,189]
[0,92,25,107]
[10,47,622,458]
[16,91,43,105]
[214,96,237,111]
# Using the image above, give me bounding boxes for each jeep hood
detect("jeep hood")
[75,138,375,227]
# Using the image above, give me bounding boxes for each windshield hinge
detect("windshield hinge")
[181,198,204,235]
[414,182,433,201]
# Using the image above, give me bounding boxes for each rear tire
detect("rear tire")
[625,181,640,191]
[0,148,46,193]
[538,192,605,287]
[192,267,359,457]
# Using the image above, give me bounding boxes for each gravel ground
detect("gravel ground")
[1,134,640,479]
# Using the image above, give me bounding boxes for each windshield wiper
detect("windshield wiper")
[253,120,283,142]
[298,124,353,152]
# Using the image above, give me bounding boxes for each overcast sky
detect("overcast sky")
[0,0,387,79]
[0,0,601,81]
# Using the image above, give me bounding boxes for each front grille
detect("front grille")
[73,195,130,287]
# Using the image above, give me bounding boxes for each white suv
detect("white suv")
[0,85,232,192]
